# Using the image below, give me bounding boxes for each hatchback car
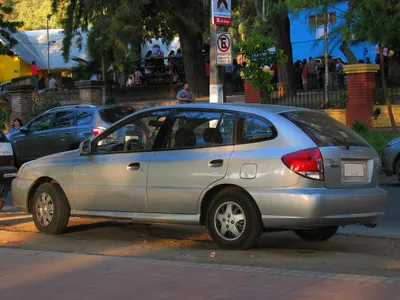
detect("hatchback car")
[12,104,387,249]
[381,136,400,181]
[8,104,136,166]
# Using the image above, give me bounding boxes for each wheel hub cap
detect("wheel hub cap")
[214,202,246,241]
[35,192,54,227]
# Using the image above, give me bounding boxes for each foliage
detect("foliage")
[0,1,23,55]
[69,57,102,81]
[352,120,369,135]
[0,93,11,129]
[31,93,61,118]
[8,0,64,30]
[360,131,398,157]
[234,34,287,94]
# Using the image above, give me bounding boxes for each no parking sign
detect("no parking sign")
[216,32,232,66]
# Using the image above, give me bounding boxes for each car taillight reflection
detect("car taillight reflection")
[92,126,105,137]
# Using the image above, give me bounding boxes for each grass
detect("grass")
[359,131,399,156]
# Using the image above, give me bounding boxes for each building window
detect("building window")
[308,12,336,27]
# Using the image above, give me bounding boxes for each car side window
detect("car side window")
[236,113,277,144]
[29,113,54,132]
[162,110,234,149]
[77,111,94,126]
[52,111,75,129]
[94,110,170,154]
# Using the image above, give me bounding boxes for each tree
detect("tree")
[52,0,210,97]
[8,0,64,30]
[344,0,400,132]
[0,1,22,55]
[254,0,296,93]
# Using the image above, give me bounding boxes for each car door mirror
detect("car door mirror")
[79,139,92,155]
[19,126,29,134]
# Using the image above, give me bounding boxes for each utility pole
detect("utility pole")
[323,6,329,106]
[210,10,224,103]
[46,14,52,74]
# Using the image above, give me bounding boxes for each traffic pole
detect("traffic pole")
[210,4,225,103]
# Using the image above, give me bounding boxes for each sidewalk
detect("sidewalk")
[0,248,399,300]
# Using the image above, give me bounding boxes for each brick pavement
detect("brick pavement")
[0,248,399,300]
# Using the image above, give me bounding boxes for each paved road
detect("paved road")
[1,248,399,300]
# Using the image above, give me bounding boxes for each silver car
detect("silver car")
[382,136,400,182]
[12,104,387,250]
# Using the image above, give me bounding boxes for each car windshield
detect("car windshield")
[280,110,369,147]
[98,107,136,124]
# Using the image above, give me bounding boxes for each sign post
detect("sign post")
[210,0,232,104]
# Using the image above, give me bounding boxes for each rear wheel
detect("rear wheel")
[206,188,262,250]
[294,226,339,242]
[0,200,4,210]
[31,183,70,234]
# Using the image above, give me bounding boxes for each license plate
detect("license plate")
[344,163,364,177]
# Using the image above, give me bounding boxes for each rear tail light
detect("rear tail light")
[92,126,105,137]
[0,156,14,166]
[282,148,324,181]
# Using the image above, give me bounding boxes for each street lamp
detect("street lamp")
[46,14,52,74]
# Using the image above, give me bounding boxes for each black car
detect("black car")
[7,104,136,166]
[0,132,18,210]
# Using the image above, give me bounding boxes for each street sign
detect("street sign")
[212,0,232,25]
[216,33,232,66]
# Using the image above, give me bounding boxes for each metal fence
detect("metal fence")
[264,84,348,109]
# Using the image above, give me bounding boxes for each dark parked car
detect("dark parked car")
[7,104,136,166]
[0,132,18,210]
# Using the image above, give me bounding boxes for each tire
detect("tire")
[0,200,4,210]
[31,183,70,234]
[294,226,339,242]
[206,188,262,250]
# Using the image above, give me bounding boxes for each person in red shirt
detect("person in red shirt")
[31,61,39,91]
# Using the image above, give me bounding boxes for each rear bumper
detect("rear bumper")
[249,187,388,229]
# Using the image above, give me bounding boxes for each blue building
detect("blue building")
[289,1,376,63]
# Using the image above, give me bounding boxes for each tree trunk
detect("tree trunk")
[177,28,208,98]
[339,41,358,64]
[272,12,296,95]
[380,47,397,132]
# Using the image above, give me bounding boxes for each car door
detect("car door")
[47,110,77,155]
[147,109,235,214]
[11,112,55,163]
[72,109,170,213]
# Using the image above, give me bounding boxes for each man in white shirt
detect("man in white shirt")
[48,75,57,90]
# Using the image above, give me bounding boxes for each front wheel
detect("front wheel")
[294,226,339,242]
[0,200,4,210]
[206,188,262,250]
[31,183,70,234]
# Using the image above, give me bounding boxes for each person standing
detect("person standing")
[305,57,317,90]
[337,58,345,89]
[48,75,57,90]
[176,82,195,104]
[31,61,39,91]
[9,118,23,134]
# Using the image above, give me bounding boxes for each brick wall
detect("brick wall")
[9,85,33,125]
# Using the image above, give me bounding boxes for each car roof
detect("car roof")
[139,103,310,117]
[44,104,133,113]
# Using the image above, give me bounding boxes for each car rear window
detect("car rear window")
[98,107,136,124]
[280,110,369,147]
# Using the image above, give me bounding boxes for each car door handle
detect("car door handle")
[38,134,46,138]
[65,131,72,136]
[209,159,224,168]
[127,162,141,171]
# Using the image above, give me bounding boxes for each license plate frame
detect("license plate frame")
[342,161,368,183]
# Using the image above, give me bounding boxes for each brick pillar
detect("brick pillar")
[9,85,34,126]
[244,80,261,103]
[344,64,380,127]
[75,80,105,106]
